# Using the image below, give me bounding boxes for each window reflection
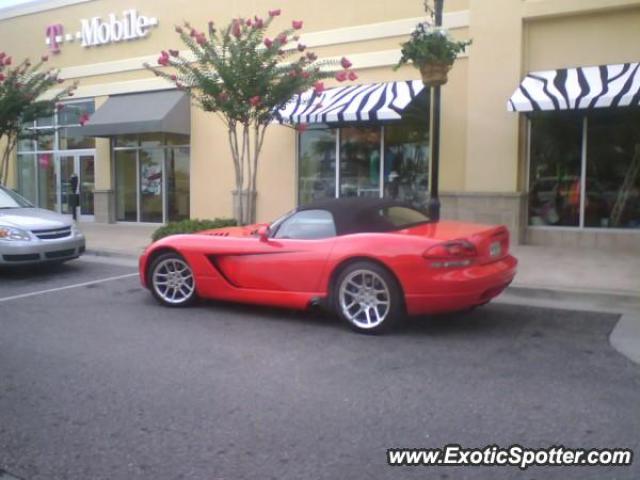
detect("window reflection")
[339,127,381,198]
[528,113,583,227]
[384,121,429,208]
[298,128,336,205]
[586,109,640,229]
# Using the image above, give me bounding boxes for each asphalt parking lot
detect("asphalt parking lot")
[0,258,639,480]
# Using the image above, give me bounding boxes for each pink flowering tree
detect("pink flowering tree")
[145,9,355,224]
[0,54,77,186]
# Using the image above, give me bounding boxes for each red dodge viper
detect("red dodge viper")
[139,198,517,333]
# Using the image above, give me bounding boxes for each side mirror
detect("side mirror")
[257,225,270,242]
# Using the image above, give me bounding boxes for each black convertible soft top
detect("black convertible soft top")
[297,197,430,236]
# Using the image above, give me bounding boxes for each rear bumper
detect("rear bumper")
[404,255,517,315]
[0,235,85,265]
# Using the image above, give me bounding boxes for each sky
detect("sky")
[0,0,46,10]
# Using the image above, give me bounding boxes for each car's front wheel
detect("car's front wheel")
[149,252,197,307]
[333,261,404,334]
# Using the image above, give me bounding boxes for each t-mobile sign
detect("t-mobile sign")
[45,9,159,53]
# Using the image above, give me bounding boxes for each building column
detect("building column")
[458,0,526,240]
[92,96,115,223]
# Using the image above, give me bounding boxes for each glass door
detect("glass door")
[55,152,96,221]
[79,155,95,218]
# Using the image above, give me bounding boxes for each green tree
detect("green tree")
[145,9,355,224]
[0,53,77,186]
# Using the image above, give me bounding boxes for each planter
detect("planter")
[232,189,257,225]
[419,62,452,87]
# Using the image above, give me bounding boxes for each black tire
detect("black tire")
[148,252,197,307]
[332,260,404,334]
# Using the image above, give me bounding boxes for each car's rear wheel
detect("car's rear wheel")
[149,252,197,307]
[333,261,403,334]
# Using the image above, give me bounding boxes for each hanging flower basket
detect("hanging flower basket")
[419,62,452,87]
[394,22,471,87]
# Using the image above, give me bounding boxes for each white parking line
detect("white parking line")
[0,273,139,303]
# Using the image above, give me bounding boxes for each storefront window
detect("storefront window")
[140,148,164,223]
[115,150,137,222]
[298,120,429,206]
[114,134,191,223]
[528,112,583,227]
[384,120,429,208]
[37,153,56,211]
[528,109,640,229]
[586,109,640,229]
[17,154,36,204]
[166,147,191,221]
[298,128,336,204]
[340,127,381,198]
[15,99,97,215]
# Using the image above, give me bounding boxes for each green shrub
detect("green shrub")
[151,218,237,242]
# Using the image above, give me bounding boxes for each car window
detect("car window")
[273,209,336,240]
[368,206,430,230]
[0,186,32,209]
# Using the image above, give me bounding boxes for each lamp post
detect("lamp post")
[427,0,444,221]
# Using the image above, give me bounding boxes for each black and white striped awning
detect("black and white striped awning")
[276,80,425,124]
[508,62,640,112]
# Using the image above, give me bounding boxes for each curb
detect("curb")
[610,313,640,365]
[84,249,139,260]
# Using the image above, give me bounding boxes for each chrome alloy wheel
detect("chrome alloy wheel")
[151,257,195,305]
[339,269,391,329]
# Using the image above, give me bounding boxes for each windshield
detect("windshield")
[0,186,33,209]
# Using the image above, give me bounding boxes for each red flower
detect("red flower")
[292,20,303,29]
[157,56,169,66]
[0,52,5,60]
[246,19,252,27]
[313,81,324,94]
[41,55,49,62]
[277,33,287,45]
[340,57,352,69]
[169,49,179,57]
[190,29,197,37]
[232,20,242,38]
[347,71,358,81]
[297,43,306,52]
[196,34,207,46]
[264,38,273,48]
[170,74,177,81]
[288,69,297,78]
[268,9,281,17]
[335,70,347,82]
[301,71,310,79]
[161,50,169,58]
[249,95,261,107]
[79,113,90,126]
[296,123,309,132]
[4,56,12,66]
[0,73,4,82]
[254,16,264,28]
[175,26,183,34]
[306,52,317,61]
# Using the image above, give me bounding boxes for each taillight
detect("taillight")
[423,240,477,268]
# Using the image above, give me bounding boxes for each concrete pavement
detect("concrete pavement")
[1,261,639,480]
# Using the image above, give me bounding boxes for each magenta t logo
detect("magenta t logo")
[46,24,64,53]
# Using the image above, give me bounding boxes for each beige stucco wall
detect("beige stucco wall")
[1,0,639,228]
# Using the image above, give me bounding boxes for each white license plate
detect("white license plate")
[490,241,502,257]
